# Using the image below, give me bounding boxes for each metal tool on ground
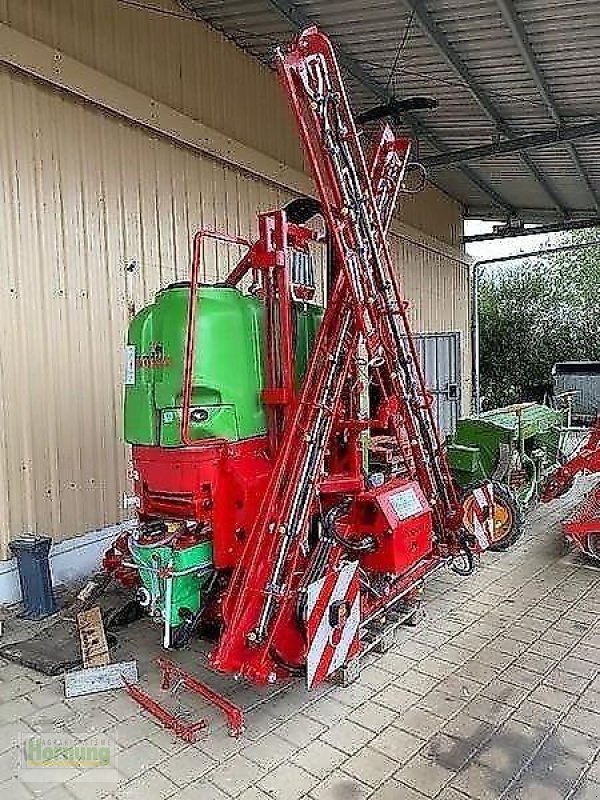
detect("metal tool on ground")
[124,657,243,740]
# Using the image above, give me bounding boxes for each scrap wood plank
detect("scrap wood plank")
[77,606,109,668]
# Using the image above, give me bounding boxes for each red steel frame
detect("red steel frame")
[112,28,493,703]
[209,28,467,684]
[543,418,600,558]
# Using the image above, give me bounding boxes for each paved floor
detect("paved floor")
[0,481,599,800]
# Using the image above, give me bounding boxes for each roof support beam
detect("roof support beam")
[400,0,568,216]
[423,120,600,167]
[464,217,600,243]
[265,0,516,215]
[495,0,600,213]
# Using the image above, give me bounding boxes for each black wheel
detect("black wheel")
[489,482,524,551]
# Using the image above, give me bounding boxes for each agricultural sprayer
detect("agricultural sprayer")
[103,28,498,728]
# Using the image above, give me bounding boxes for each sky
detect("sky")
[464,219,563,264]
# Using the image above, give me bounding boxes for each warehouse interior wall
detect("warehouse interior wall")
[0,0,469,558]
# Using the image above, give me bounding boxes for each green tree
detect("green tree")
[478,229,600,408]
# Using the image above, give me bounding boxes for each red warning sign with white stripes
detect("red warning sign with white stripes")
[462,482,494,552]
[306,561,361,689]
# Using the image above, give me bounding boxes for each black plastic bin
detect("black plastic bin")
[9,536,58,618]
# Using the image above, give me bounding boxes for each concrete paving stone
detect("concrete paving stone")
[517,611,556,630]
[257,761,318,800]
[504,625,541,644]
[480,679,531,708]
[236,788,272,800]
[398,641,435,661]
[0,718,36,754]
[529,639,572,661]
[394,753,455,797]
[274,712,327,747]
[342,745,397,787]
[368,777,429,800]
[453,660,498,687]
[369,727,425,764]
[373,684,422,713]
[0,777,34,800]
[462,696,513,727]
[375,652,416,677]
[433,645,473,667]
[209,754,265,797]
[440,711,495,743]
[434,788,473,800]
[529,685,580,713]
[63,771,119,800]
[357,665,394,691]
[396,669,441,697]
[308,769,370,800]
[518,651,559,676]
[237,708,281,742]
[449,760,507,800]
[346,702,397,735]
[303,697,349,727]
[416,657,458,680]
[563,707,600,737]
[394,706,445,740]
[0,676,41,703]
[542,628,585,649]
[510,698,566,730]
[570,645,600,666]
[424,731,485,773]
[577,690,600,714]
[0,738,22,782]
[156,743,217,786]
[573,777,600,800]
[552,724,600,762]
[416,688,468,721]
[175,780,231,800]
[115,739,166,780]
[508,735,589,800]
[105,718,154,750]
[327,681,373,709]
[195,726,245,763]
[411,628,452,649]
[499,665,544,691]
[474,647,516,671]
[449,632,488,653]
[476,718,545,775]
[291,739,346,778]
[118,767,179,800]
[543,669,593,696]
[241,732,297,771]
[488,636,530,658]
[320,719,375,756]
[435,675,482,704]
[0,697,37,724]
[42,785,79,800]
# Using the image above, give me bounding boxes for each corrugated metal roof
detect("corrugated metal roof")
[181,0,600,222]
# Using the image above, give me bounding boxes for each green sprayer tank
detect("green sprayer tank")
[124,284,322,447]
[123,284,322,643]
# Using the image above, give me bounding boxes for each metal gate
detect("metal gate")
[411,332,462,437]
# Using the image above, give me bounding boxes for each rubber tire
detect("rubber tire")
[488,482,524,552]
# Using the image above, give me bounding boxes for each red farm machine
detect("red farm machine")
[104,28,497,730]
[542,417,600,560]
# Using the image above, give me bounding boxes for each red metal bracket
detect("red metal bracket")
[156,657,245,737]
[124,658,245,741]
[124,679,207,744]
